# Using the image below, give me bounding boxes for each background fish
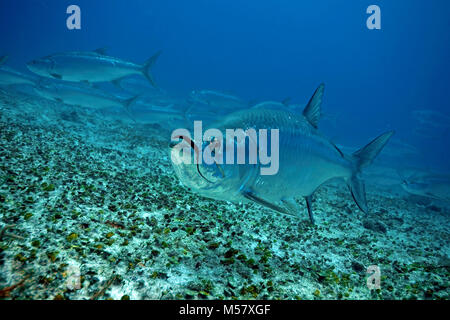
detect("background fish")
[33,80,138,112]
[27,49,161,87]
[0,67,37,87]
[188,89,249,112]
[103,103,188,128]
[401,173,450,202]
[0,56,37,87]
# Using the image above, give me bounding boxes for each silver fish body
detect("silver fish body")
[171,84,394,224]
[27,50,161,87]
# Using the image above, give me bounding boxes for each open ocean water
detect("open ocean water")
[0,0,449,301]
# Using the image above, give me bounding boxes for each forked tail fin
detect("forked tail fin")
[142,50,162,88]
[348,130,394,212]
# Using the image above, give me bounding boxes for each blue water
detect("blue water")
[0,0,449,300]
[1,0,449,171]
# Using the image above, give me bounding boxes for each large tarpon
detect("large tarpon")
[26,49,161,87]
[170,84,394,224]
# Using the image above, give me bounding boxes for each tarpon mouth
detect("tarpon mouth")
[170,135,214,184]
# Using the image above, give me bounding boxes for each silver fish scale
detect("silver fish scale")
[211,108,353,201]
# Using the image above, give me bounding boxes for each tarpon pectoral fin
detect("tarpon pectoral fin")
[243,191,292,216]
[302,83,325,129]
[281,198,302,218]
[50,73,62,80]
[305,196,315,225]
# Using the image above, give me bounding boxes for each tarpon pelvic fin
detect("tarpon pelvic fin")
[304,196,315,225]
[303,83,325,128]
[281,198,301,216]
[281,195,315,225]
[243,191,294,217]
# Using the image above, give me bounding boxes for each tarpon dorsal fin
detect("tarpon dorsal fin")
[303,83,325,129]
[281,195,316,225]
[94,47,108,55]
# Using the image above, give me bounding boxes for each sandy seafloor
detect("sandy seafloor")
[0,89,449,300]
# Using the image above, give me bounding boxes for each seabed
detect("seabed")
[0,89,448,300]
